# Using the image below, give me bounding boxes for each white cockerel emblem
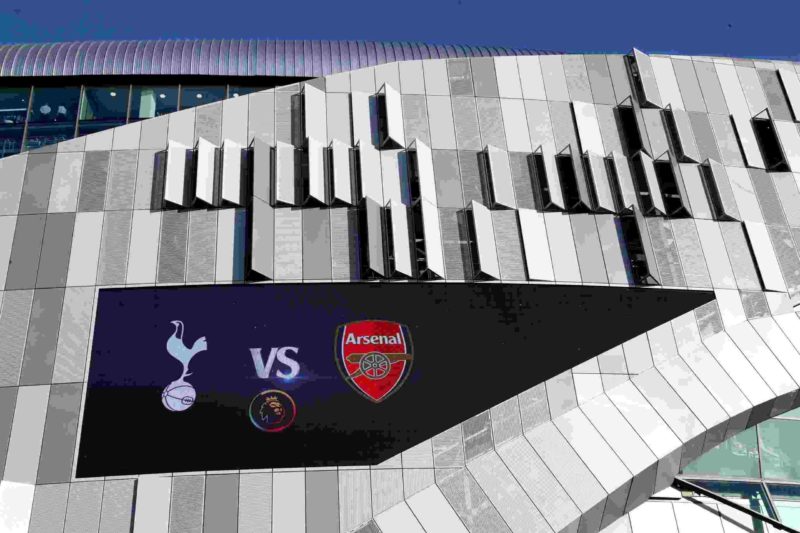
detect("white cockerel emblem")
[161,320,208,412]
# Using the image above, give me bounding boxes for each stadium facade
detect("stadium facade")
[1,39,800,533]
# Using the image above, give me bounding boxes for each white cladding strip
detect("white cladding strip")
[635,151,667,215]
[610,151,639,211]
[470,200,501,280]
[744,221,787,293]
[330,140,355,205]
[382,83,406,148]
[730,115,766,169]
[303,84,327,143]
[633,48,663,108]
[252,136,271,203]
[273,140,297,206]
[704,159,740,220]
[774,120,800,172]
[667,108,700,163]
[389,200,414,277]
[518,208,555,281]
[410,138,437,205]
[573,101,605,155]
[164,140,188,206]
[195,137,217,205]
[420,199,445,278]
[485,145,516,209]
[585,151,615,213]
[250,196,274,279]
[537,144,566,209]
[306,137,327,204]
[365,195,386,277]
[221,140,243,205]
[778,68,800,121]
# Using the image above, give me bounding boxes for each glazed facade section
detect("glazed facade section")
[2,46,800,533]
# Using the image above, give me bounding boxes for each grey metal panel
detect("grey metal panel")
[186,210,217,283]
[364,196,385,277]
[5,214,46,291]
[411,139,437,205]
[704,159,739,219]
[737,66,769,116]
[29,483,70,533]
[306,137,327,204]
[140,114,169,150]
[509,152,535,210]
[607,54,632,104]
[518,208,555,281]
[0,216,13,290]
[382,83,405,148]
[775,121,800,172]
[678,164,711,219]
[105,149,138,211]
[759,69,793,121]
[641,108,669,157]
[248,91,275,145]
[221,140,243,205]
[99,480,135,533]
[672,59,707,112]
[426,95,457,149]
[491,209,525,281]
[646,217,686,287]
[402,95,430,147]
[671,219,712,288]
[596,105,624,155]
[250,197,274,279]
[194,101,222,146]
[563,54,593,103]
[571,214,608,283]
[35,382,81,484]
[709,114,745,167]
[164,141,188,207]
[573,101,605,154]
[252,136,272,203]
[470,57,499,97]
[63,481,104,533]
[302,208,332,280]
[431,149,463,208]
[19,152,56,215]
[668,109,701,163]
[274,141,297,206]
[745,220,787,292]
[458,150,484,206]
[326,92,352,144]
[132,149,156,210]
[446,58,474,96]
[420,200,445,278]
[36,212,74,289]
[731,115,765,168]
[436,468,510,533]
[585,152,615,212]
[694,61,729,115]
[463,410,493,461]
[274,91,292,144]
[484,145,515,209]
[476,98,506,150]
[76,150,110,212]
[595,214,628,284]
[0,384,16,473]
[97,210,132,286]
[330,208,357,280]
[156,210,189,284]
[169,475,205,533]
[548,100,578,151]
[773,172,800,227]
[52,287,94,383]
[19,288,64,386]
[749,168,786,226]
[632,49,662,107]
[0,153,27,215]
[306,471,339,533]
[203,475,239,533]
[194,137,217,205]
[439,207,470,280]
[778,68,800,120]
[688,112,722,162]
[635,151,667,215]
[585,55,616,105]
[611,151,639,211]
[330,140,354,205]
[767,224,800,298]
[540,55,570,102]
[388,200,413,278]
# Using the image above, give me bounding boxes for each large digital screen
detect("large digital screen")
[77,283,712,477]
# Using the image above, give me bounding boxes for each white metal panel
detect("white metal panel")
[374,502,425,533]
[66,211,104,286]
[636,151,667,214]
[420,199,445,278]
[774,120,800,171]
[126,210,161,284]
[632,49,662,108]
[704,332,773,408]
[500,99,532,152]
[272,471,305,533]
[274,140,297,205]
[330,140,354,205]
[195,137,216,205]
[164,140,188,206]
[471,200,501,279]
[735,66,769,116]
[544,212,581,282]
[383,83,406,148]
[132,476,171,533]
[610,151,639,211]
[303,84,327,143]
[726,166,764,222]
[412,139,437,205]
[744,220,787,292]
[517,56,547,100]
[573,101,605,154]
[778,68,800,121]
[538,144,565,209]
[586,152,615,212]
[650,57,684,110]
[730,115,765,168]
[358,142,384,203]
[678,163,712,219]
[306,137,327,204]
[629,501,679,533]
[694,219,737,289]
[494,56,523,99]
[220,140,242,205]
[365,196,386,277]
[518,208,555,281]
[389,200,414,278]
[485,145,516,209]
[215,209,236,282]
[251,135,271,203]
[715,63,752,117]
[251,197,274,279]
[406,485,468,533]
[669,108,700,162]
[350,91,372,144]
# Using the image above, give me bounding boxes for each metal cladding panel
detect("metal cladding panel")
[383,83,406,148]
[633,206,661,285]
[730,115,766,169]
[585,152,615,213]
[635,151,667,215]
[412,139,437,205]
[195,137,217,205]
[164,141,188,207]
[365,195,386,277]
[573,101,605,154]
[678,163,711,219]
[610,151,639,211]
[251,197,274,279]
[668,108,701,163]
[307,137,327,204]
[330,140,354,205]
[221,140,242,205]
[470,200,500,280]
[745,220,787,293]
[389,200,414,277]
[420,199,445,278]
[778,68,800,120]
[774,120,800,172]
[485,145,516,209]
[304,84,327,143]
[705,159,740,220]
[632,49,662,108]
[252,136,272,203]
[274,141,297,206]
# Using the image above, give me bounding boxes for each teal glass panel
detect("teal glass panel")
[682,427,760,478]
[777,406,800,420]
[760,420,800,482]
[769,484,800,529]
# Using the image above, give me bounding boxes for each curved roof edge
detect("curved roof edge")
[0,39,558,78]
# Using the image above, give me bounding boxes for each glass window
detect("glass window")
[690,480,775,518]
[24,123,75,151]
[0,87,31,125]
[78,86,129,136]
[769,484,800,529]
[228,86,266,98]
[130,86,178,120]
[28,86,80,124]
[681,427,760,479]
[180,86,225,109]
[0,126,24,157]
[759,419,800,481]
[777,406,800,420]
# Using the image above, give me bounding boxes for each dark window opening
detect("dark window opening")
[465,208,490,281]
[753,118,789,171]
[556,155,590,212]
[183,149,198,207]
[653,161,689,217]
[580,156,600,211]
[662,109,689,162]
[699,163,729,221]
[629,154,655,215]
[411,204,429,277]
[527,153,556,211]
[323,146,334,205]
[619,216,656,285]
[151,150,168,210]
[477,151,496,207]
[625,55,648,107]
[407,150,421,204]
[740,225,768,291]
[605,158,626,213]
[350,148,362,202]
[617,106,643,155]
[291,93,305,147]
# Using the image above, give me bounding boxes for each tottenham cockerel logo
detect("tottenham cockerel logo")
[161,320,208,412]
[335,320,413,403]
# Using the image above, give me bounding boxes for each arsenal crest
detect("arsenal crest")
[335,320,413,403]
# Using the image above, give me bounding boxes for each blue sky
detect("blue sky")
[0,0,798,60]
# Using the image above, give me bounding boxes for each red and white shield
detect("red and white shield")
[335,320,413,403]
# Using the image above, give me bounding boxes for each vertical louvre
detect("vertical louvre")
[663,107,700,163]
[518,208,555,281]
[700,159,739,221]
[730,115,766,169]
[653,155,692,217]
[303,137,327,205]
[303,84,327,143]
[619,208,660,285]
[272,140,297,206]
[608,151,638,212]
[195,137,218,205]
[583,152,615,213]
[629,48,662,108]
[387,200,414,278]
[330,140,356,205]
[221,140,244,205]
[360,196,387,278]
[479,145,516,209]
[778,69,800,121]
[630,151,666,215]
[752,116,789,171]
[646,217,686,287]
[377,83,405,149]
[408,138,437,205]
[467,200,500,280]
